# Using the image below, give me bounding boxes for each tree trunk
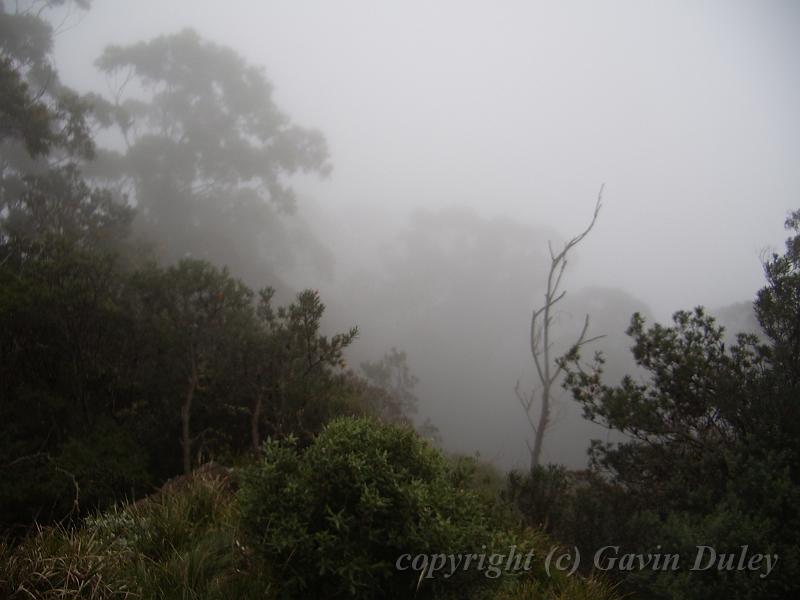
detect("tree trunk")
[531,282,554,470]
[181,377,196,475]
[531,391,549,469]
[251,396,262,453]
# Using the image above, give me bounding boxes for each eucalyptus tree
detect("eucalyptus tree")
[91,29,331,285]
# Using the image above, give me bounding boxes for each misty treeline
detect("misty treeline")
[0,1,423,528]
[1,2,799,599]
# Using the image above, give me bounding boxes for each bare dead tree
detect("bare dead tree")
[516,186,605,469]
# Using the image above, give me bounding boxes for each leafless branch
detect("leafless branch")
[517,185,605,469]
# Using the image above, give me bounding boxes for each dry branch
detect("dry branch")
[517,186,605,469]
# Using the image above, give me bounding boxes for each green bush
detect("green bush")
[238,417,498,599]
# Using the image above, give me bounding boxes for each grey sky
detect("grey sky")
[55,0,799,319]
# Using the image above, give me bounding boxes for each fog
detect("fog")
[50,0,799,468]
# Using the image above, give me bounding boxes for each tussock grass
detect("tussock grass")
[0,525,135,598]
[1,477,271,600]
[496,573,623,600]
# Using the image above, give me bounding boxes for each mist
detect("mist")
[48,0,800,469]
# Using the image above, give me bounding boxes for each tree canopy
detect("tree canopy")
[91,29,331,285]
[557,212,800,598]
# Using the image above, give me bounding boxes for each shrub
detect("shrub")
[238,417,498,599]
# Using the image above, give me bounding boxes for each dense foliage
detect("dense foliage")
[508,212,800,599]
[1,440,621,600]
[239,417,498,599]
